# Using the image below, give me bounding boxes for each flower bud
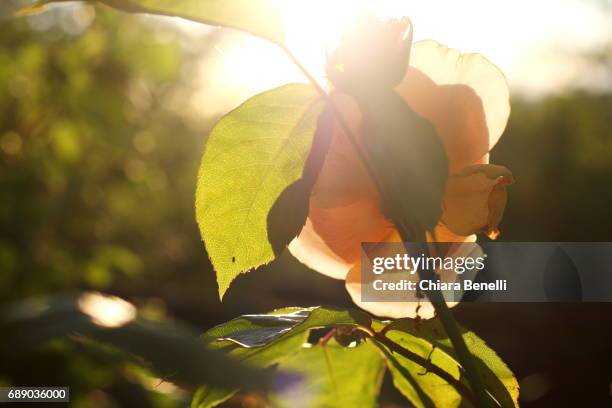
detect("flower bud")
[327,14,413,93]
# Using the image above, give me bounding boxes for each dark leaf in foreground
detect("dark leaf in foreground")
[0,292,279,391]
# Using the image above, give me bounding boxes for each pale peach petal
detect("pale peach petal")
[428,224,477,243]
[442,164,514,238]
[345,260,442,320]
[292,38,511,318]
[309,198,395,264]
[290,92,392,276]
[288,218,352,280]
[396,40,510,172]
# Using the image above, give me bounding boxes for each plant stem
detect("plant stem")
[396,228,495,408]
[281,44,494,407]
[436,304,494,407]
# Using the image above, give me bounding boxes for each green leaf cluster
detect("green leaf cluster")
[192,307,519,408]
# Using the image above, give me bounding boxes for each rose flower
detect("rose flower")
[288,16,514,319]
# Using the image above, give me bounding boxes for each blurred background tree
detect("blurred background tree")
[1,1,611,407]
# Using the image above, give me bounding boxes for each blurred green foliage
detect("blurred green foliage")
[0,4,209,301]
[495,92,612,241]
[0,4,215,406]
[1,2,611,407]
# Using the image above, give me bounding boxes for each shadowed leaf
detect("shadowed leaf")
[272,339,386,408]
[267,107,334,256]
[267,179,312,256]
[193,306,373,408]
[0,292,275,391]
[360,90,448,234]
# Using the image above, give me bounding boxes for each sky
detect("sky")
[187,0,612,115]
[18,0,612,116]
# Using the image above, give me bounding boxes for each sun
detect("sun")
[280,0,374,79]
[280,0,409,84]
[193,0,608,115]
[194,0,409,115]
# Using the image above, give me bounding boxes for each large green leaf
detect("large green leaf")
[18,0,285,44]
[203,306,371,360]
[192,307,517,408]
[376,330,463,408]
[373,341,438,408]
[196,84,324,298]
[191,386,236,408]
[193,306,373,408]
[273,339,385,408]
[201,308,311,347]
[383,319,519,408]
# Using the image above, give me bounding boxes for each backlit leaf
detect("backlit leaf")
[0,292,273,391]
[384,319,519,408]
[193,306,373,407]
[193,307,517,408]
[273,339,385,408]
[196,84,323,298]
